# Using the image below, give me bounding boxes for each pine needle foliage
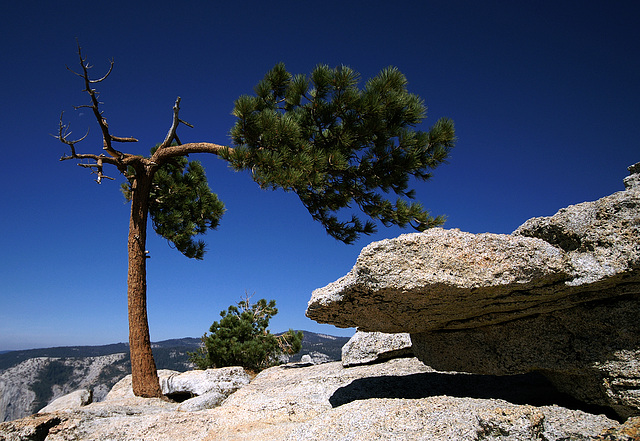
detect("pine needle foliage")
[121,145,225,259]
[222,63,456,244]
[189,295,303,372]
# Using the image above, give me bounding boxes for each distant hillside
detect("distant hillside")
[0,331,350,422]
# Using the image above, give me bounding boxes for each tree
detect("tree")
[56,44,455,397]
[189,294,303,372]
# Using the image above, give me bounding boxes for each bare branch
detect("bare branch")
[89,59,114,83]
[72,42,128,160]
[160,97,184,149]
[53,112,90,158]
[77,155,116,183]
[57,45,232,186]
[111,135,139,143]
[158,97,198,151]
[65,65,86,79]
[179,119,194,128]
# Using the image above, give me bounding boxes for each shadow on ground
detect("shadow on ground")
[329,370,620,420]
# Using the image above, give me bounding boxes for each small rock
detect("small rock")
[341,331,413,367]
[38,389,92,414]
[177,391,226,411]
[162,366,250,398]
[105,367,251,411]
[624,161,640,190]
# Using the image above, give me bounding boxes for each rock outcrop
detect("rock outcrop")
[306,162,640,418]
[341,331,412,367]
[37,390,92,414]
[0,353,127,422]
[105,367,251,412]
[0,331,349,423]
[0,358,623,440]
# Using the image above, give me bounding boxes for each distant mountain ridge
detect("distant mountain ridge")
[0,331,351,422]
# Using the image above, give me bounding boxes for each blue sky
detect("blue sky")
[0,1,638,351]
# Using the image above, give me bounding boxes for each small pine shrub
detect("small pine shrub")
[189,294,302,373]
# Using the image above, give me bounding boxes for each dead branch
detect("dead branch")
[57,45,233,185]
[111,135,139,143]
[77,155,116,184]
[53,112,89,158]
[72,42,133,159]
[159,97,194,150]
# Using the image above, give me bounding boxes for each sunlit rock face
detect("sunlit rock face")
[0,358,623,440]
[341,331,413,367]
[307,162,640,418]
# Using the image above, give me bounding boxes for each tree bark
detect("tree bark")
[127,169,163,398]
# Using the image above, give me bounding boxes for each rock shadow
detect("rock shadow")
[329,370,619,420]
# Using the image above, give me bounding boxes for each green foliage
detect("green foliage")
[189,295,303,372]
[121,146,225,259]
[222,63,456,244]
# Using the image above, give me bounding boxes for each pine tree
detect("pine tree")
[56,44,455,397]
[222,63,455,243]
[189,295,303,373]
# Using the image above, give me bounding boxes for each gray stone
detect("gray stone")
[307,229,573,333]
[411,294,640,419]
[0,358,621,440]
[161,366,250,398]
[514,172,640,287]
[105,367,250,411]
[596,416,640,440]
[177,391,226,412]
[38,389,92,414]
[286,398,614,441]
[306,164,640,334]
[341,331,413,367]
[624,161,640,190]
[306,162,640,418]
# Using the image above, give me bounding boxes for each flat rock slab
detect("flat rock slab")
[306,166,640,334]
[307,229,574,333]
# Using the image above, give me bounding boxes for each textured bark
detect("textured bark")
[127,169,162,398]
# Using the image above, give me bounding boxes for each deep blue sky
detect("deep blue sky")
[1,1,637,351]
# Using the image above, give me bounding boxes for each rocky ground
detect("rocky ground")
[1,357,637,440]
[0,332,348,423]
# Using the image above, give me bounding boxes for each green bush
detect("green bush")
[189,295,302,372]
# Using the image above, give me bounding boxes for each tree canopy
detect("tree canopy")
[222,63,455,243]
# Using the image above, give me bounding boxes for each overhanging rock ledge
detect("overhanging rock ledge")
[306,161,640,418]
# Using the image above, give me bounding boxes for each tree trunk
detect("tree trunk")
[127,171,163,397]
